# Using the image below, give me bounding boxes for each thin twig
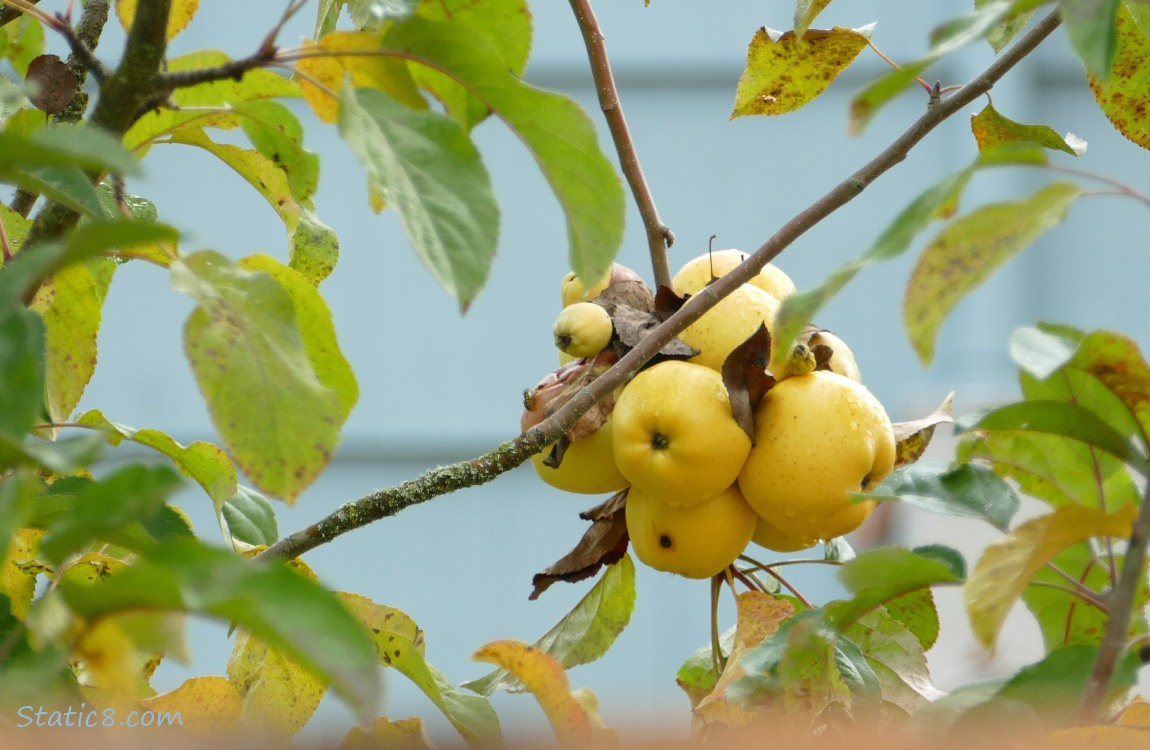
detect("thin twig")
[0,0,50,26]
[568,0,674,289]
[1026,580,1108,612]
[260,10,1064,562]
[0,0,38,26]
[710,574,725,675]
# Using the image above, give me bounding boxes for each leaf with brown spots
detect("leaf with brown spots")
[732,26,871,118]
[25,55,76,115]
[892,392,955,469]
[339,593,502,748]
[531,491,629,600]
[722,323,775,442]
[1089,3,1150,149]
[970,100,1082,156]
[138,676,244,737]
[171,250,347,502]
[904,182,1082,364]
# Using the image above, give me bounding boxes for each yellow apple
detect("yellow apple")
[626,483,757,579]
[811,330,861,381]
[521,354,628,495]
[750,516,818,553]
[676,284,780,372]
[671,249,796,301]
[768,329,860,382]
[738,370,895,541]
[612,360,751,506]
[561,262,643,308]
[553,302,613,359]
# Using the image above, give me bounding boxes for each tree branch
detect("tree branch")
[261,10,1063,562]
[18,0,172,256]
[1079,470,1150,720]
[568,0,674,289]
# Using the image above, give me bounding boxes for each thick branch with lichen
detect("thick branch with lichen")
[261,10,1064,562]
[568,0,674,289]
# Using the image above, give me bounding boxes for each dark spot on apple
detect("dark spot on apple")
[860,473,872,491]
[651,432,669,450]
[659,534,673,549]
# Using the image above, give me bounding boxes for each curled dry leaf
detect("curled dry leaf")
[522,351,618,467]
[530,491,628,600]
[26,55,78,115]
[892,391,955,468]
[598,280,698,362]
[722,323,776,441]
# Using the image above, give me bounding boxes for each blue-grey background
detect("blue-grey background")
[25,1,1150,743]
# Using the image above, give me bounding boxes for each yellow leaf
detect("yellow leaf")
[226,629,328,736]
[1117,698,1150,726]
[116,0,200,40]
[731,26,870,118]
[1,528,44,620]
[74,618,144,704]
[966,504,1136,650]
[694,591,795,729]
[341,716,434,750]
[139,676,244,736]
[295,32,426,124]
[472,640,592,748]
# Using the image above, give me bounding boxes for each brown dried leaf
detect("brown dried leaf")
[595,279,654,314]
[811,343,834,371]
[892,391,955,468]
[26,55,78,115]
[611,304,660,349]
[722,323,775,441]
[653,284,688,321]
[530,490,629,600]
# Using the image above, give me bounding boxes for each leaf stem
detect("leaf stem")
[738,554,814,608]
[1027,579,1108,612]
[262,10,1064,562]
[568,0,674,288]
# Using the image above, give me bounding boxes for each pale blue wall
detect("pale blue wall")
[26,1,1150,742]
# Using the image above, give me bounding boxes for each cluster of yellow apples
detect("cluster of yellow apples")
[521,251,897,580]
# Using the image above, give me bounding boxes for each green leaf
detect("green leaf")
[382,16,624,295]
[731,25,870,118]
[0,125,140,177]
[1060,0,1121,81]
[1064,329,1150,450]
[970,100,1082,155]
[870,463,1021,531]
[1021,543,1118,650]
[412,0,532,129]
[980,0,1043,52]
[4,165,107,218]
[314,0,344,37]
[464,555,635,695]
[794,0,834,38]
[29,260,114,426]
[339,594,503,748]
[219,485,279,548]
[824,547,962,631]
[235,100,319,203]
[882,588,941,652]
[997,643,1139,725]
[850,1,1020,134]
[844,608,939,715]
[831,636,883,714]
[674,627,735,708]
[956,401,1149,475]
[39,464,184,564]
[911,544,967,579]
[1089,3,1150,149]
[3,15,44,77]
[74,409,238,506]
[0,308,45,439]
[171,250,345,502]
[904,181,1082,364]
[338,84,499,310]
[60,539,381,722]
[236,254,357,421]
[965,504,1135,649]
[289,204,340,286]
